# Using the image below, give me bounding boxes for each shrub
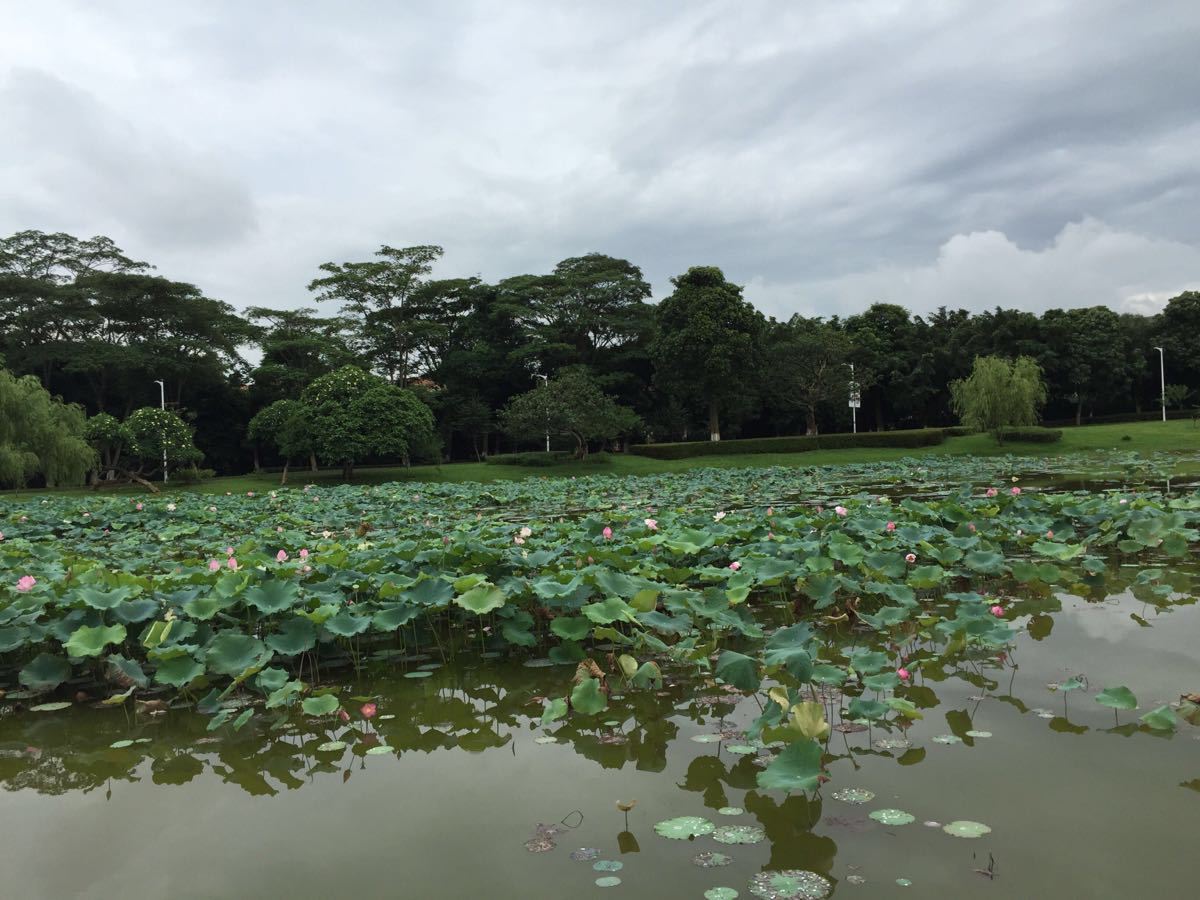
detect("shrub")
[995,427,1062,443]
[629,428,946,460]
[173,466,216,483]
[485,451,575,467]
[942,426,974,437]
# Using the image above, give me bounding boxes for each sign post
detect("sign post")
[848,363,860,434]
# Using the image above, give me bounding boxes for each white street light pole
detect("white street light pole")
[847,363,860,434]
[1154,347,1166,422]
[533,373,550,452]
[154,380,168,483]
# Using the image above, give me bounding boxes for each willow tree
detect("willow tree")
[951,355,1047,444]
[0,368,94,488]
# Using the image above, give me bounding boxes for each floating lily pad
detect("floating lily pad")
[655,816,716,839]
[316,741,346,752]
[718,806,745,816]
[593,860,624,872]
[965,730,992,738]
[109,739,134,748]
[694,851,734,868]
[932,734,963,744]
[534,735,558,744]
[570,848,600,862]
[845,874,865,885]
[942,820,991,838]
[873,738,911,751]
[726,744,758,755]
[365,745,393,755]
[869,809,915,826]
[417,662,443,671]
[595,876,622,888]
[831,788,875,805]
[713,825,766,845]
[30,702,71,712]
[404,671,433,679]
[747,869,832,899]
[896,878,912,887]
[691,734,724,743]
[523,658,555,668]
[706,889,739,900]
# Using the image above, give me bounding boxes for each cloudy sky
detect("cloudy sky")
[2,1,1198,320]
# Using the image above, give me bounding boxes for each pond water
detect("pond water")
[1,580,1195,898]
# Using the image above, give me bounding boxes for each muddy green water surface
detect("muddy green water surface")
[1,584,1196,899]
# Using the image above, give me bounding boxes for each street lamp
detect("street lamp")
[533,373,550,452]
[1154,347,1165,423]
[154,380,168,483]
[847,363,860,434]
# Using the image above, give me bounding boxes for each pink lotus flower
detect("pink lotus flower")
[19,516,27,522]
[990,605,1004,617]
[728,561,741,571]
[1011,486,1021,495]
[225,546,234,556]
[301,565,311,574]
[338,708,350,723]
[897,667,911,681]
[276,550,288,562]
[135,502,143,511]
[985,487,998,498]
[767,506,774,517]
[166,503,176,511]
[644,518,658,530]
[905,553,917,564]
[713,511,727,522]
[227,557,239,570]
[442,535,451,546]
[247,491,255,497]
[276,526,283,533]
[299,548,309,559]
[602,526,613,540]
[886,521,896,532]
[1046,530,1054,539]
[513,536,525,545]
[519,526,532,539]
[968,523,976,533]
[208,559,220,572]
[834,506,848,517]
[767,531,774,540]
[0,531,4,541]
[16,575,36,592]
[360,702,377,719]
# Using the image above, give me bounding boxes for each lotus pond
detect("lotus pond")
[1,453,1198,898]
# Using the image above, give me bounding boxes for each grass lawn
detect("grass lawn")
[7,420,1200,499]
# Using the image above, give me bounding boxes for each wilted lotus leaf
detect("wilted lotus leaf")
[869,809,915,826]
[942,820,991,838]
[524,836,555,853]
[693,851,734,868]
[713,825,766,845]
[747,869,832,899]
[569,848,600,862]
[831,788,875,805]
[654,816,716,839]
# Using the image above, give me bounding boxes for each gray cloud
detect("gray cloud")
[0,0,1196,319]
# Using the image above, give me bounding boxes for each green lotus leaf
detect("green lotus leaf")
[848,650,887,674]
[232,708,254,731]
[30,701,72,712]
[264,617,316,655]
[629,588,659,613]
[863,672,900,692]
[301,693,341,716]
[550,616,592,641]
[371,603,421,631]
[756,738,823,793]
[654,816,715,839]
[184,594,236,621]
[242,579,301,614]
[810,664,847,685]
[631,661,663,689]
[154,654,205,688]
[74,586,136,611]
[582,597,636,625]
[453,583,506,615]
[105,654,149,688]
[846,697,889,720]
[0,626,30,653]
[65,623,127,658]
[1095,685,1137,710]
[265,680,304,709]
[571,677,608,715]
[406,577,454,607]
[1140,705,1177,731]
[541,697,568,725]
[712,824,765,845]
[943,820,991,838]
[323,609,371,637]
[715,650,761,692]
[869,808,915,826]
[19,653,72,692]
[704,888,738,900]
[205,632,267,676]
[110,598,160,625]
[254,666,290,694]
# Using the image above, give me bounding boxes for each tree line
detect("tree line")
[1,228,1197,481]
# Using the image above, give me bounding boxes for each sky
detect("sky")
[2,0,1198,321]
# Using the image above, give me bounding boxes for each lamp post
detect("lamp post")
[154,380,168,483]
[533,373,550,452]
[1154,347,1165,423]
[847,363,860,434]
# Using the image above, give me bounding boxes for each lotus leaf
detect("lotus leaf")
[301,694,341,716]
[205,633,267,676]
[65,624,127,658]
[869,808,915,825]
[570,677,607,715]
[756,738,822,793]
[942,820,991,838]
[654,816,715,839]
[19,653,71,692]
[1095,685,1137,710]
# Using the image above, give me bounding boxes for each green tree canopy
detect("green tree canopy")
[0,368,94,488]
[300,366,438,478]
[501,370,640,459]
[651,266,765,441]
[767,317,862,435]
[951,355,1047,443]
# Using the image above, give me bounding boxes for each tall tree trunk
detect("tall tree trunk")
[805,407,818,436]
[309,452,318,472]
[342,461,353,481]
[1075,397,1083,426]
[252,446,261,474]
[708,401,720,442]
[280,459,290,485]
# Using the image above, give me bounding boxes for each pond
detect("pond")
[0,454,1197,898]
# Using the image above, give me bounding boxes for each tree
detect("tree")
[0,368,94,488]
[123,408,203,485]
[1155,291,1200,398]
[246,307,356,406]
[247,399,310,483]
[299,366,437,479]
[1162,384,1192,411]
[651,266,765,441]
[308,245,444,385]
[766,317,861,435]
[951,355,1047,443]
[843,303,915,429]
[83,412,130,480]
[1040,306,1132,424]
[501,370,641,459]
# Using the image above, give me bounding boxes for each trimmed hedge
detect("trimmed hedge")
[629,428,947,460]
[996,427,1063,443]
[484,451,576,467]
